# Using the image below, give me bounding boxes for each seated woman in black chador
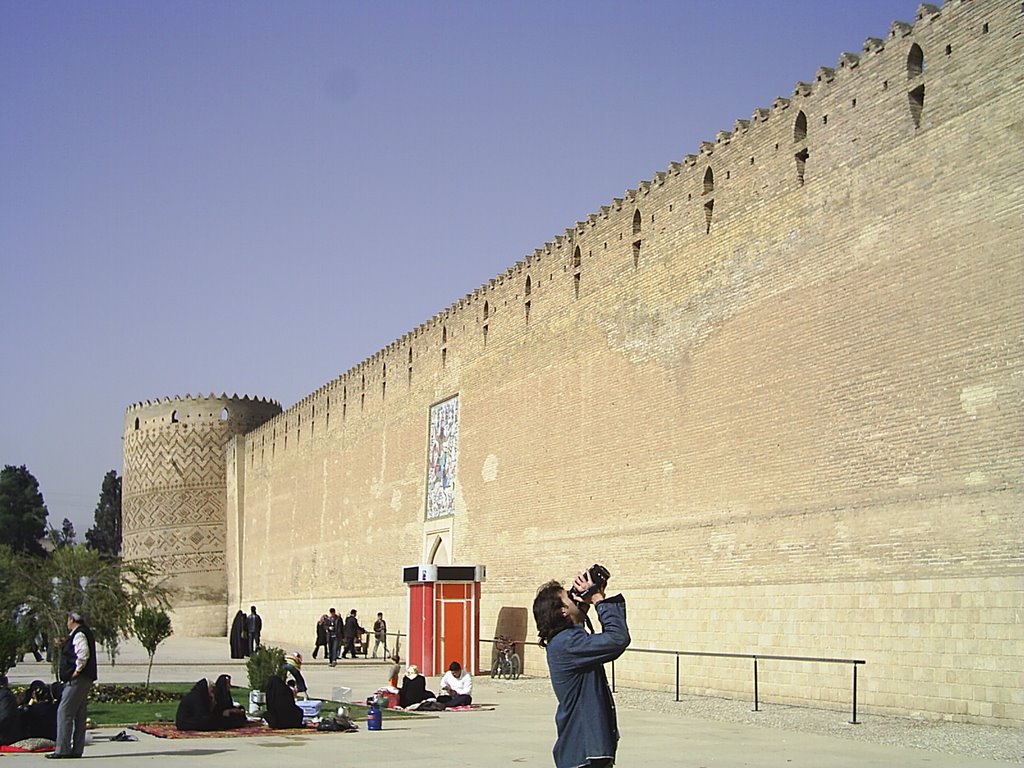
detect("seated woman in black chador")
[175,679,220,731]
[398,664,435,708]
[19,679,58,740]
[0,675,24,746]
[212,675,247,729]
[264,676,303,729]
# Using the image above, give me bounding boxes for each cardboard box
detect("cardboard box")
[297,699,322,722]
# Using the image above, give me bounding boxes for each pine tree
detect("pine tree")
[49,518,76,548]
[85,470,121,558]
[0,465,49,557]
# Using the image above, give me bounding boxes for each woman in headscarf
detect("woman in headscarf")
[263,676,303,729]
[312,615,328,659]
[212,674,247,729]
[0,675,24,746]
[175,679,219,731]
[20,679,58,740]
[398,664,435,708]
[229,610,248,659]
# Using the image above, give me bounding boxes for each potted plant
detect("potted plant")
[245,645,285,713]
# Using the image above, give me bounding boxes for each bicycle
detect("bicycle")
[490,635,521,679]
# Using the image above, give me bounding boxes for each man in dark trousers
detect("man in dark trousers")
[372,612,388,659]
[326,608,341,667]
[532,570,630,768]
[49,611,98,759]
[246,606,262,656]
[341,609,362,659]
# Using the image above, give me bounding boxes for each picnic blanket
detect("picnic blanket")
[133,722,321,739]
[0,737,56,753]
[400,701,495,713]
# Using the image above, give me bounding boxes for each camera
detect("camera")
[568,563,611,605]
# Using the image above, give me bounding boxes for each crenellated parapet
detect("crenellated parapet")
[124,393,281,432]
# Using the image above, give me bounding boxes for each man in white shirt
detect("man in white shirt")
[49,611,97,759]
[437,661,473,708]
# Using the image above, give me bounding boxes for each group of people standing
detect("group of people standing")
[228,606,262,659]
[312,609,389,666]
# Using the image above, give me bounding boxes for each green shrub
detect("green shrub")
[246,645,285,691]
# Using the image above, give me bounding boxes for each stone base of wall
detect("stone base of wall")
[168,605,229,638]
[483,575,1023,727]
[162,571,229,637]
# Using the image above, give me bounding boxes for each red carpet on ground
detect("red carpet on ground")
[132,722,322,739]
[0,743,54,753]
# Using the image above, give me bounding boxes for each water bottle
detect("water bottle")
[367,696,382,731]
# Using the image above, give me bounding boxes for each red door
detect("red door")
[436,583,469,671]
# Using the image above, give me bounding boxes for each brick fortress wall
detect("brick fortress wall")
[219,0,1021,723]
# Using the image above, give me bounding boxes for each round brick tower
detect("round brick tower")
[122,394,281,635]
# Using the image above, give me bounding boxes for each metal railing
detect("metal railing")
[482,637,865,724]
[610,647,866,724]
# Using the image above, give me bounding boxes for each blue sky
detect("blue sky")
[1,0,916,535]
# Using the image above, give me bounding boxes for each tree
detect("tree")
[0,544,24,618]
[0,621,22,675]
[49,518,76,549]
[85,470,121,558]
[18,544,171,674]
[132,607,172,688]
[0,465,49,557]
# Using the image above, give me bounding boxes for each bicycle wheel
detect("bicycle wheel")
[510,653,521,680]
[491,658,501,679]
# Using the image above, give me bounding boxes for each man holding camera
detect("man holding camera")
[532,567,630,768]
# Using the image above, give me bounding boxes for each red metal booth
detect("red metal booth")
[403,564,486,676]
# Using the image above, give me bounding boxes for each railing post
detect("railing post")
[849,663,860,724]
[752,656,759,712]
[675,654,680,702]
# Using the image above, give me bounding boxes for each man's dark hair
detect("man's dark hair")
[448,661,461,672]
[250,605,257,613]
[533,580,572,648]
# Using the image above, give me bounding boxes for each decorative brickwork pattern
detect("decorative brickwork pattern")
[122,395,280,634]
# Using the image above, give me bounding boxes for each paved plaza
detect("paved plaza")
[6,636,1019,767]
